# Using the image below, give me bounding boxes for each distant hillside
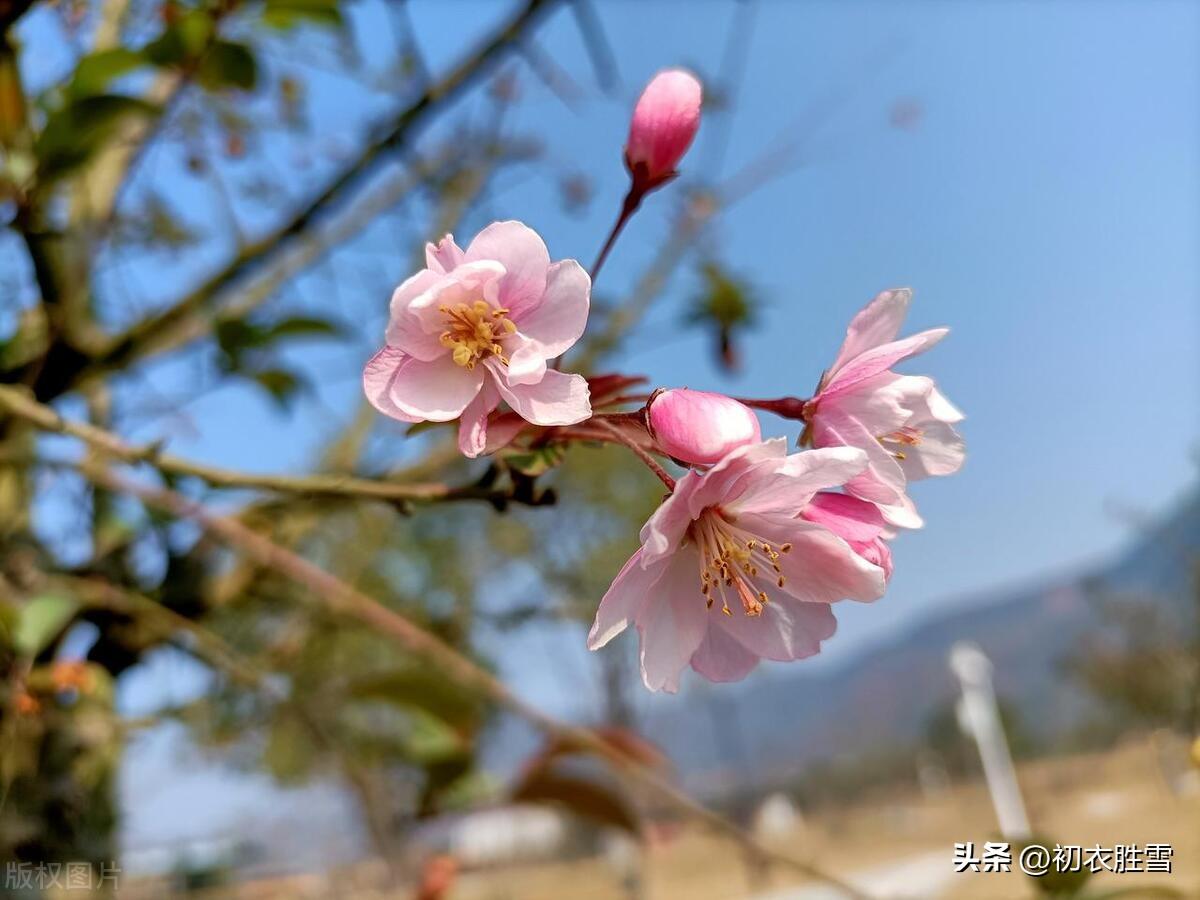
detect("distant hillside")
[645,487,1200,790]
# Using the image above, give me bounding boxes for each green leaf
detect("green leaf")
[263,315,343,340]
[502,444,566,477]
[69,48,147,98]
[346,668,484,730]
[15,593,79,657]
[144,12,216,67]
[263,0,343,30]
[197,41,259,92]
[248,368,304,408]
[35,94,160,183]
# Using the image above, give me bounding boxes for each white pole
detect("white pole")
[948,641,1031,840]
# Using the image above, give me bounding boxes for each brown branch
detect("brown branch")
[0,383,519,506]
[73,458,873,900]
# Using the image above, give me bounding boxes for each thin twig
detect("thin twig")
[591,417,675,491]
[0,384,498,505]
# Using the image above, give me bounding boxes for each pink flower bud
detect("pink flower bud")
[625,68,702,190]
[647,389,761,466]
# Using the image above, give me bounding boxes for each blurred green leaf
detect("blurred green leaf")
[263,0,344,30]
[35,94,160,183]
[69,48,147,98]
[264,315,343,340]
[503,444,566,478]
[346,668,484,730]
[198,41,259,92]
[144,12,215,67]
[248,368,304,408]
[15,593,79,657]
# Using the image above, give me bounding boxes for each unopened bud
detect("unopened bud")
[624,68,702,191]
[647,388,760,466]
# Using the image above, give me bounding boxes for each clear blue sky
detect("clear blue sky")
[21,0,1199,851]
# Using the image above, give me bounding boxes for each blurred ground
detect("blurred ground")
[121,736,1197,900]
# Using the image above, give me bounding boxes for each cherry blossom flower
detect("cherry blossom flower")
[625,68,703,192]
[363,222,592,458]
[800,491,894,581]
[646,388,761,466]
[801,289,964,527]
[588,439,888,691]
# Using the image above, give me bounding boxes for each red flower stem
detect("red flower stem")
[590,186,644,282]
[733,396,810,419]
[591,417,675,491]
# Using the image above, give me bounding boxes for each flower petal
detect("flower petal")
[635,548,709,693]
[426,234,465,273]
[513,260,590,358]
[457,379,500,458]
[639,471,703,567]
[689,624,761,682]
[588,549,661,650]
[829,288,913,375]
[814,414,907,507]
[727,446,868,518]
[745,515,888,604]
[362,346,420,423]
[823,328,948,398]
[717,594,837,661]
[504,334,549,386]
[464,221,551,319]
[388,354,484,421]
[801,492,886,543]
[896,419,966,480]
[490,366,591,426]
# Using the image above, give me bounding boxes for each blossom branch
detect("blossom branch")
[66,457,871,900]
[0,385,532,507]
[590,416,676,490]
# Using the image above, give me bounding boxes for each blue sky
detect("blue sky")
[18,0,1199,852]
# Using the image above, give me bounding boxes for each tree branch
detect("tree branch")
[0,383,535,507]
[73,457,873,900]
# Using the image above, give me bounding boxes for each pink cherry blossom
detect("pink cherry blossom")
[625,68,702,190]
[647,388,761,466]
[800,491,894,581]
[588,439,888,692]
[802,289,965,528]
[363,222,592,458]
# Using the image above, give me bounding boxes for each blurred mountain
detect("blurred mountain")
[646,487,1200,790]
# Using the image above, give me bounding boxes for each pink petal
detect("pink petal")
[457,380,500,458]
[463,221,551,319]
[384,269,445,361]
[829,288,913,375]
[362,346,420,423]
[482,411,528,455]
[490,366,590,426]
[801,492,886,544]
[635,549,709,692]
[386,261,507,361]
[504,334,549,386]
[717,595,837,661]
[639,470,703,567]
[744,514,887,604]
[815,414,907,507]
[683,438,789,519]
[877,493,925,530]
[425,234,465,273]
[387,354,484,421]
[896,419,966,480]
[689,625,761,682]
[727,446,868,518]
[588,549,661,650]
[822,328,948,399]
[512,260,590,359]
